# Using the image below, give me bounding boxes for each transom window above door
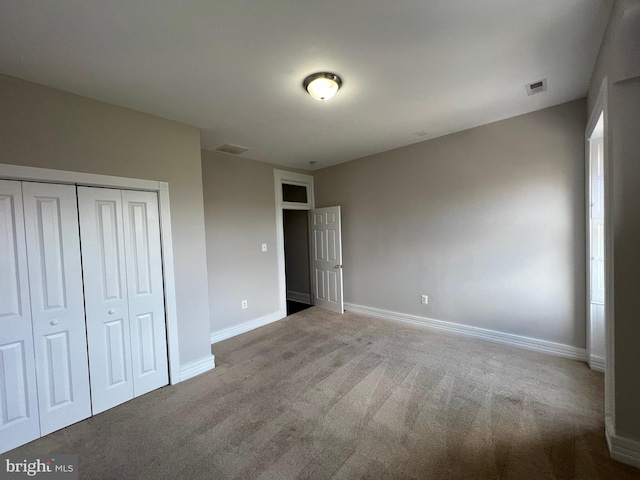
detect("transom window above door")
[276,170,314,210]
[282,183,308,203]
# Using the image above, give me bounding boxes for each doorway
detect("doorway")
[587,112,605,372]
[274,170,314,317]
[283,209,312,315]
[274,169,345,317]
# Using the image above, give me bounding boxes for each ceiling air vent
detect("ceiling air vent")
[525,78,547,96]
[215,143,249,155]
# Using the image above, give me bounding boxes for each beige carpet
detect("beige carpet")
[9,307,640,479]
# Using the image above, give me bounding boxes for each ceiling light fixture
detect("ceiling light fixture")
[303,72,342,101]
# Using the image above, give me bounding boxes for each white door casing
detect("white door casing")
[22,182,92,435]
[121,190,169,396]
[78,187,134,414]
[0,180,40,452]
[274,170,315,317]
[311,206,344,314]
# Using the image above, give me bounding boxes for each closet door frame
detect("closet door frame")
[0,163,181,385]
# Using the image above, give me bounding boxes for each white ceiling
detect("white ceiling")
[0,1,612,170]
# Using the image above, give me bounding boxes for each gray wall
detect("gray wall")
[202,150,281,333]
[0,74,212,366]
[284,210,311,298]
[314,100,586,348]
[588,0,640,443]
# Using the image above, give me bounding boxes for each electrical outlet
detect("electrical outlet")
[241,300,248,309]
[421,295,429,305]
[261,243,267,252]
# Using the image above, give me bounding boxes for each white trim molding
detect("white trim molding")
[157,183,182,385]
[287,290,312,305]
[0,163,160,191]
[179,355,216,382]
[210,311,285,344]
[607,425,640,469]
[344,303,588,361]
[589,354,606,373]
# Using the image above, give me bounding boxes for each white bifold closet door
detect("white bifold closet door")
[0,180,40,452]
[78,187,168,414]
[22,182,92,435]
[0,180,92,452]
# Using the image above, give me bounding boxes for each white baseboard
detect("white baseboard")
[210,310,285,344]
[287,290,312,304]
[589,354,606,372]
[607,424,640,469]
[179,354,215,382]
[344,303,588,362]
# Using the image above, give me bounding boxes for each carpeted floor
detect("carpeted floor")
[8,307,640,479]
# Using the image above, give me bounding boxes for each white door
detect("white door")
[22,182,92,434]
[589,137,606,367]
[78,187,134,414]
[0,180,40,453]
[121,190,168,396]
[311,206,344,314]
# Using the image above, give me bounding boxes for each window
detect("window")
[282,183,308,203]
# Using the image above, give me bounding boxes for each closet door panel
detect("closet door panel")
[122,191,168,396]
[22,182,91,434]
[78,187,133,414]
[0,180,40,453]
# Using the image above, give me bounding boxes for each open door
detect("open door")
[311,206,344,314]
[587,113,605,371]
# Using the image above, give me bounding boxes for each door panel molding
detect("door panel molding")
[122,190,168,396]
[0,180,40,453]
[22,182,92,435]
[78,187,134,414]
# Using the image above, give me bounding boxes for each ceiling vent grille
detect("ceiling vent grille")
[215,143,249,155]
[525,78,547,96]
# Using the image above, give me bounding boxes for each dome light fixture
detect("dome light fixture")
[303,72,342,101]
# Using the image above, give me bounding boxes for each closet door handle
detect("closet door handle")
[50,320,59,326]
[108,309,116,315]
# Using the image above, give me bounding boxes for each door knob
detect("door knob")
[108,309,116,314]
[334,265,342,269]
[50,320,59,326]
